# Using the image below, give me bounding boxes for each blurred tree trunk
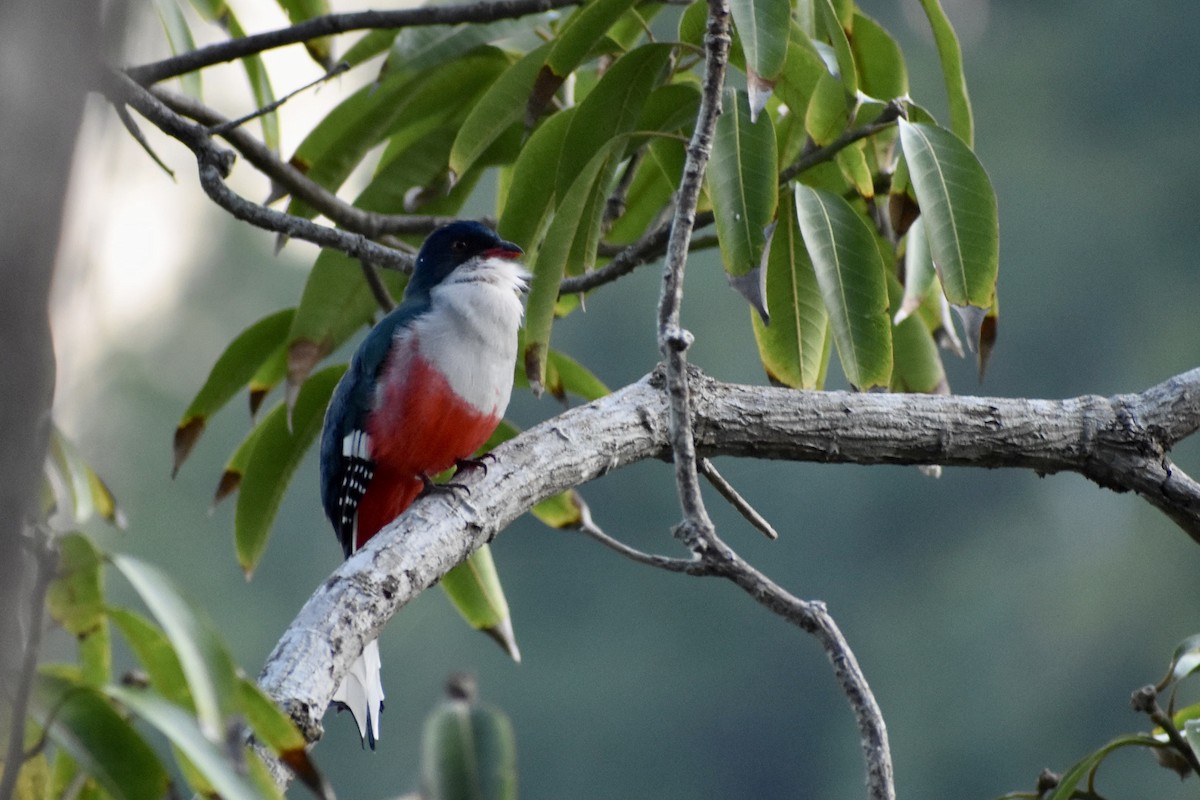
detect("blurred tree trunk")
[0,0,116,759]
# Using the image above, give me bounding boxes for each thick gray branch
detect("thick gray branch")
[259,365,1200,743]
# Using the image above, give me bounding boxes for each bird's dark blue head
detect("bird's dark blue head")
[406,221,523,299]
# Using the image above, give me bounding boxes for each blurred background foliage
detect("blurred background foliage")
[44,0,1200,798]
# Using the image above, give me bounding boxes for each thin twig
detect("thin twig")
[360,260,397,314]
[205,61,350,138]
[109,72,414,272]
[152,86,457,245]
[125,0,587,86]
[573,500,703,574]
[697,458,778,540]
[113,104,175,179]
[1130,685,1200,776]
[779,100,906,185]
[655,0,730,553]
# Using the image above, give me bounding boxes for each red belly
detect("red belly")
[356,352,500,550]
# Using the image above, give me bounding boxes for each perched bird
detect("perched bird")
[318,221,528,747]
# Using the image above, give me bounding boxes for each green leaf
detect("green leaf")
[730,0,790,118]
[914,0,973,145]
[220,11,279,152]
[46,533,105,638]
[1047,734,1163,800]
[152,0,202,97]
[237,678,333,799]
[1165,633,1200,684]
[421,687,517,800]
[815,0,857,96]
[43,427,126,530]
[275,0,333,67]
[109,608,193,708]
[249,340,288,417]
[484,421,584,528]
[211,418,265,508]
[606,136,686,246]
[497,109,575,252]
[33,671,170,800]
[556,42,673,199]
[889,275,948,395]
[441,545,521,662]
[893,216,936,325]
[105,685,262,800]
[526,0,641,123]
[111,555,239,742]
[793,183,892,389]
[524,138,628,393]
[174,308,295,476]
[286,256,400,396]
[751,189,829,388]
[804,68,850,147]
[546,349,609,401]
[708,88,778,323]
[236,365,344,576]
[849,11,908,102]
[897,120,999,330]
[450,42,552,179]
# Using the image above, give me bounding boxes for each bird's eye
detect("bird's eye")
[451,239,467,253]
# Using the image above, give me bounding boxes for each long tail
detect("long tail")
[331,638,385,749]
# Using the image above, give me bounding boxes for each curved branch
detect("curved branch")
[125,0,585,86]
[258,365,1200,766]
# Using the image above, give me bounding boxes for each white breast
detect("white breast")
[408,256,528,416]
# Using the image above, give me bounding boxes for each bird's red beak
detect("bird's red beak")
[483,240,523,260]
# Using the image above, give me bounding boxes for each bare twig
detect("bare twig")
[655,0,730,553]
[697,457,778,540]
[779,99,906,185]
[205,61,350,139]
[573,499,703,574]
[152,87,455,246]
[109,73,415,272]
[125,0,586,86]
[1130,684,1200,776]
[360,260,397,314]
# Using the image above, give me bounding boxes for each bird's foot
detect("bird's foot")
[419,474,471,498]
[454,453,496,477]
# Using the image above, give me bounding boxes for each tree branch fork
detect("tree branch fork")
[259,364,1200,745]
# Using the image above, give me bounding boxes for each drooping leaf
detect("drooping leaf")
[105,685,262,800]
[421,683,517,800]
[44,427,126,530]
[450,41,553,179]
[804,68,850,147]
[236,365,344,576]
[497,108,575,256]
[219,12,279,152]
[546,349,610,402]
[751,189,829,389]
[46,533,105,640]
[211,418,265,508]
[815,0,857,96]
[33,671,170,800]
[894,216,935,325]
[236,678,333,799]
[605,136,686,246]
[1046,734,1163,800]
[152,0,202,97]
[275,0,333,67]
[730,0,791,119]
[527,0,641,123]
[793,183,892,389]
[441,546,521,663]
[285,257,402,400]
[109,608,193,708]
[524,138,628,393]
[849,11,908,102]
[708,88,778,323]
[249,340,288,417]
[174,308,295,476]
[888,274,948,394]
[897,119,999,347]
[914,0,973,145]
[835,140,874,198]
[111,555,240,742]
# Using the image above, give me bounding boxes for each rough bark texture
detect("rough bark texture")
[259,365,1200,744]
